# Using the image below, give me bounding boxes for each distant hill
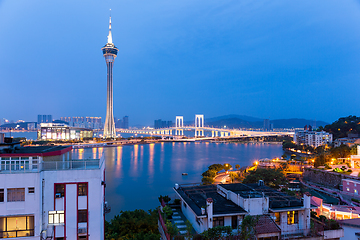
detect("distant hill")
[205,116,328,129]
[269,118,328,129]
[205,114,263,123]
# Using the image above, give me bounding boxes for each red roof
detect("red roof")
[311,196,323,207]
[255,215,281,235]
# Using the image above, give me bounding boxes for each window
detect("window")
[32,160,38,170]
[231,216,238,229]
[48,211,64,225]
[55,184,65,197]
[355,190,358,195]
[78,183,87,196]
[287,211,298,225]
[274,212,280,224]
[213,217,224,227]
[347,188,350,192]
[0,216,34,238]
[78,210,88,223]
[0,189,3,202]
[28,188,35,194]
[7,188,25,202]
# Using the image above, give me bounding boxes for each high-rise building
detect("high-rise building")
[37,115,52,124]
[293,130,333,148]
[263,118,270,130]
[122,116,129,129]
[154,119,173,129]
[102,17,118,138]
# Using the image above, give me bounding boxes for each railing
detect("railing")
[0,159,101,174]
[158,208,170,240]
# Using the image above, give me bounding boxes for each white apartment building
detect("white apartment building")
[294,130,333,148]
[0,145,105,239]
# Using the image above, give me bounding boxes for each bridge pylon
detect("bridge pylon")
[195,114,204,137]
[175,116,184,135]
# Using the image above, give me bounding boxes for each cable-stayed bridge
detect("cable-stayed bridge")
[117,115,294,139]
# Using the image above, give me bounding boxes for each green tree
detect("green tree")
[202,169,217,178]
[235,164,240,170]
[185,220,193,239]
[330,144,351,159]
[324,115,360,139]
[201,226,232,240]
[242,168,287,189]
[223,163,232,171]
[202,176,215,185]
[165,220,179,238]
[105,209,160,240]
[163,205,173,219]
[208,164,224,172]
[229,172,237,183]
[239,215,258,240]
[158,195,171,204]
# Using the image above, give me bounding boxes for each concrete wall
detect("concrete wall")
[340,225,359,240]
[274,210,308,236]
[303,168,347,189]
[180,200,206,233]
[0,172,41,239]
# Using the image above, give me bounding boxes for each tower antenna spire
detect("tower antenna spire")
[107,9,113,44]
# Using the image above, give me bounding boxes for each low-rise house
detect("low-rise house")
[338,218,360,239]
[168,181,343,239]
[312,196,360,220]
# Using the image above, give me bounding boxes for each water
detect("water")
[72,142,284,220]
[2,131,37,140]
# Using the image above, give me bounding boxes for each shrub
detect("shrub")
[174,199,181,205]
[163,205,173,218]
[352,198,360,204]
[324,163,331,170]
[347,169,353,173]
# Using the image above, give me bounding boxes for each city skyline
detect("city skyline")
[1,0,360,125]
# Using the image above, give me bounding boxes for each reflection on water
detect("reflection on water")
[72,142,283,220]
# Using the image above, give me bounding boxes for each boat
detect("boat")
[182,173,188,176]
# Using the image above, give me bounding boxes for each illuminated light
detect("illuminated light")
[255,161,259,166]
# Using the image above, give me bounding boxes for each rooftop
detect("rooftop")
[338,218,360,228]
[174,184,247,217]
[220,183,304,210]
[255,215,281,235]
[0,145,72,157]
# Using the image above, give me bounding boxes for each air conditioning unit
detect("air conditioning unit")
[55,193,62,198]
[78,228,87,234]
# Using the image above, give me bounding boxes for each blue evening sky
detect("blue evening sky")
[0,0,360,126]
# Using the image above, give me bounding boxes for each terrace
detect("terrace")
[0,156,104,174]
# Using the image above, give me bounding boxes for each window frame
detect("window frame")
[0,215,34,238]
[28,187,35,194]
[287,211,298,225]
[7,188,25,202]
[48,210,65,225]
[55,184,65,198]
[0,189,4,202]
[78,183,88,196]
[274,212,280,225]
[78,210,88,223]
[213,217,224,227]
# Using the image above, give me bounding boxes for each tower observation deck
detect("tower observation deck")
[102,16,118,139]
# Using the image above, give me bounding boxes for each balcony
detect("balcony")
[0,156,104,174]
